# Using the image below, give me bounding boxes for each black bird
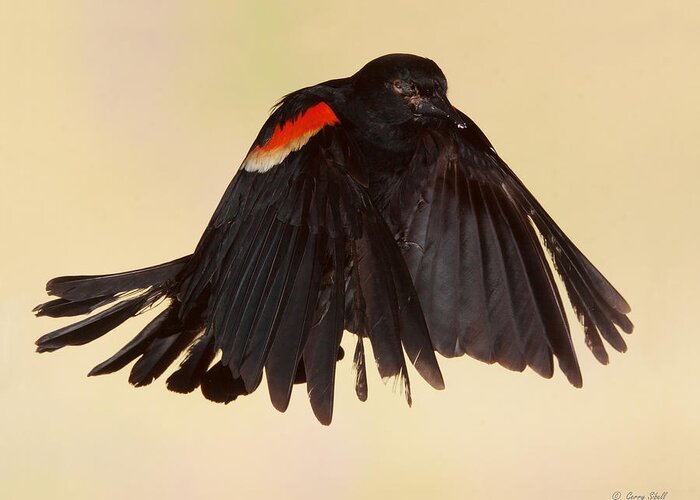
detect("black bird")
[35,53,633,424]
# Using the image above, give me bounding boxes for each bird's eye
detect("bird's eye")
[392,79,418,96]
[391,79,418,97]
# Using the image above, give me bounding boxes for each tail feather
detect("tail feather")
[352,335,368,402]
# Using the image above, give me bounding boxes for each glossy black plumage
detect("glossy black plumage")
[35,53,631,424]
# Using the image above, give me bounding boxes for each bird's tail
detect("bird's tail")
[34,256,190,355]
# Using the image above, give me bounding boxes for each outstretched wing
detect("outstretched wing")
[34,94,443,424]
[173,97,442,424]
[379,113,632,387]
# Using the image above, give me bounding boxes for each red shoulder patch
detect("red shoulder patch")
[242,102,340,173]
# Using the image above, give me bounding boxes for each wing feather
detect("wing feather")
[35,93,444,424]
[166,332,217,393]
[303,229,346,424]
[381,119,632,386]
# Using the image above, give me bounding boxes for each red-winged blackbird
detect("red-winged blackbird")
[35,53,633,424]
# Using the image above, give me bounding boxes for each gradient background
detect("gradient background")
[1,2,698,499]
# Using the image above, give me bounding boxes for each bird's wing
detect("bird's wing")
[381,113,632,387]
[175,98,443,424]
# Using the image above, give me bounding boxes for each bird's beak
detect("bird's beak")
[414,95,467,129]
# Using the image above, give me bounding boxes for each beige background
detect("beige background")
[1,2,698,499]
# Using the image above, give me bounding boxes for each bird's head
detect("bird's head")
[348,53,466,130]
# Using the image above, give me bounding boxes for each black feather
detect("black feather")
[352,218,412,405]
[353,335,368,402]
[379,119,631,387]
[200,361,248,404]
[128,325,199,387]
[238,224,305,391]
[34,295,119,318]
[166,332,217,393]
[484,184,554,379]
[303,236,346,425]
[88,305,176,377]
[222,213,288,379]
[472,179,526,371]
[368,211,444,390]
[46,256,187,300]
[36,295,151,353]
[265,230,323,412]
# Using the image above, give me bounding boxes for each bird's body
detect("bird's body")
[35,54,632,424]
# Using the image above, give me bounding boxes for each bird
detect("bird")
[34,53,633,425]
